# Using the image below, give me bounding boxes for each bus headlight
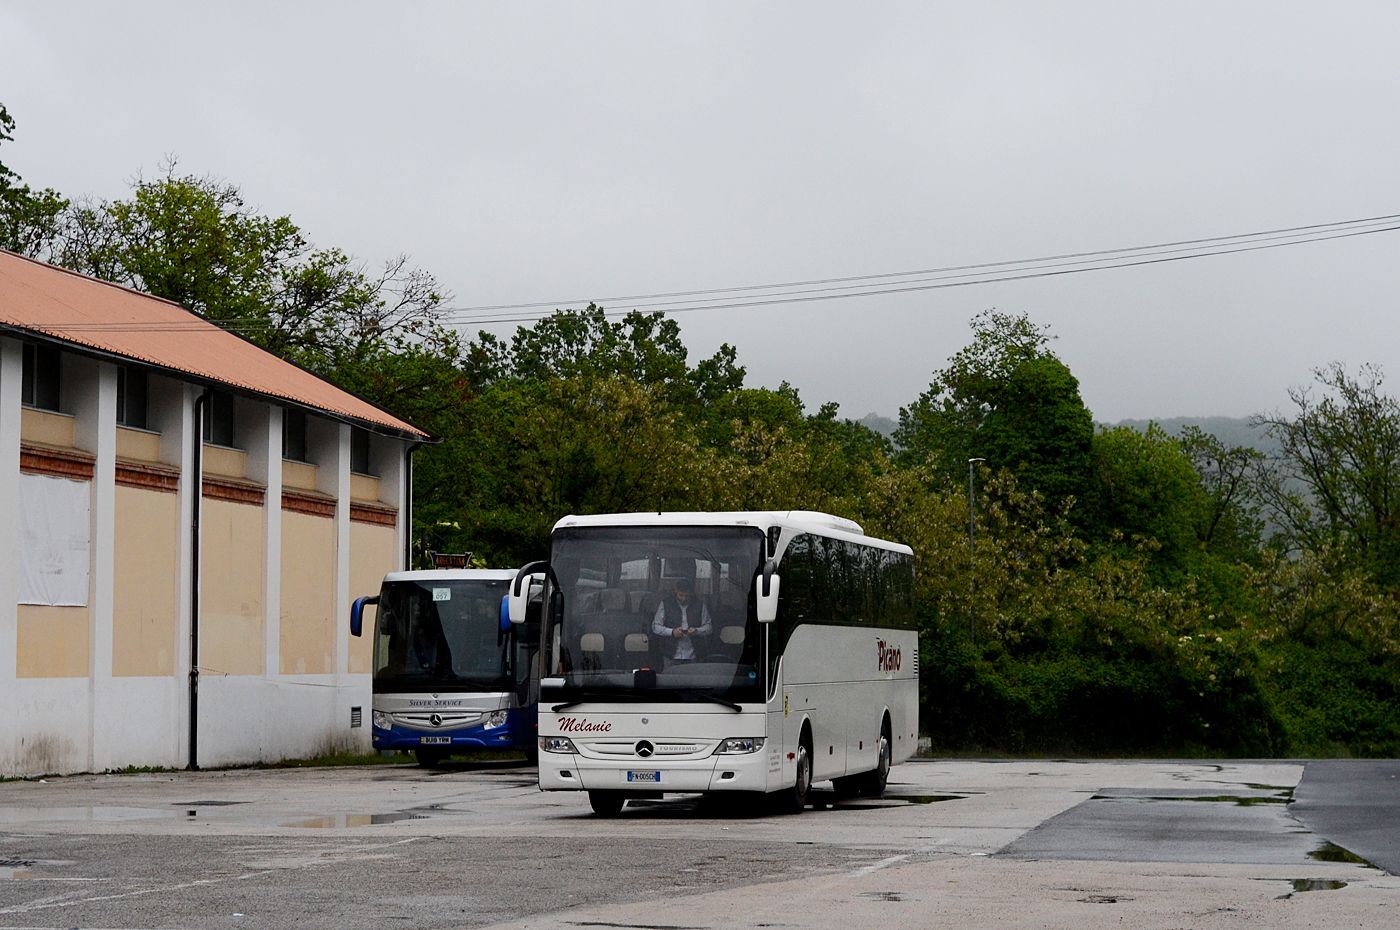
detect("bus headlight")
[372,711,392,730]
[540,737,578,753]
[714,737,765,754]
[484,709,509,730]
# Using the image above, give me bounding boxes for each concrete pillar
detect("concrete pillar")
[261,407,283,684]
[85,363,118,770]
[0,339,21,773]
[334,423,351,678]
[173,383,198,768]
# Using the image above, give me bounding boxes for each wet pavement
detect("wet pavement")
[1291,759,1400,876]
[0,759,1394,929]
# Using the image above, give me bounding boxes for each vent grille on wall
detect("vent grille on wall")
[350,706,362,728]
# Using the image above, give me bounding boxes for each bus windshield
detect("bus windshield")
[548,525,764,701]
[374,578,512,692]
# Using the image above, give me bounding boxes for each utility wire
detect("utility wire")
[438,219,1400,328]
[22,213,1400,333]
[445,212,1400,318]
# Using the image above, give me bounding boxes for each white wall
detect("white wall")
[1,345,406,776]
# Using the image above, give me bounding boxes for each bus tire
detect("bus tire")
[856,719,892,797]
[776,732,812,814]
[415,748,446,768]
[589,790,626,816]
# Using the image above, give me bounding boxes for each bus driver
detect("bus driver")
[651,577,712,667]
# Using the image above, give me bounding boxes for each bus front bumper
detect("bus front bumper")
[373,721,516,751]
[539,749,772,793]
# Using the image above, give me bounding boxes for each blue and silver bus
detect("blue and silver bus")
[352,567,541,766]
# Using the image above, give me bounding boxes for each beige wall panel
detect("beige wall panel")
[350,473,380,501]
[281,511,336,675]
[20,408,75,447]
[113,485,179,676]
[115,427,162,462]
[202,445,246,479]
[17,605,90,677]
[348,522,397,674]
[201,498,265,675]
[281,460,317,490]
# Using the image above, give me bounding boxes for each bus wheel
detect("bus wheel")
[857,721,892,797]
[777,735,812,814]
[589,791,626,816]
[415,748,447,768]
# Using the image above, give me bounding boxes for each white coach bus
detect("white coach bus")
[508,511,918,815]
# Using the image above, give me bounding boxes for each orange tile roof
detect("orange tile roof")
[0,250,429,439]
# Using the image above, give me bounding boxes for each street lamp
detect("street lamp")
[968,457,986,645]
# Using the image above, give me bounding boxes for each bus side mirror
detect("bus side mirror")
[510,561,547,624]
[757,561,780,623]
[351,595,378,637]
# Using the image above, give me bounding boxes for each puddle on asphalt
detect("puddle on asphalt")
[858,891,905,902]
[1308,841,1377,868]
[0,806,179,823]
[283,812,427,828]
[1090,793,1290,807]
[173,800,250,807]
[1292,879,1347,892]
[1078,895,1120,904]
[1275,878,1349,899]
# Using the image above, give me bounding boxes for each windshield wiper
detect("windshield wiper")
[688,692,742,712]
[549,691,624,713]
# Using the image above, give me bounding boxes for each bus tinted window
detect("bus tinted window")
[780,534,915,633]
[548,526,764,700]
[374,578,512,691]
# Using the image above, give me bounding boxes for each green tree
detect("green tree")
[415,375,718,565]
[0,103,67,257]
[1091,423,1206,581]
[471,306,745,411]
[1255,363,1400,587]
[896,310,1095,508]
[1177,425,1264,561]
[51,164,450,388]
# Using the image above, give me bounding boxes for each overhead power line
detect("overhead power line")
[21,213,1400,333]
[438,212,1400,326]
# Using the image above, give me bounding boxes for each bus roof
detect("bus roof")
[551,511,913,556]
[382,568,519,583]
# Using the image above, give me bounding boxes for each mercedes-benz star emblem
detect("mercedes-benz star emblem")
[430,713,444,727]
[635,739,654,758]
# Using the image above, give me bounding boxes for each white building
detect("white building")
[0,250,429,776]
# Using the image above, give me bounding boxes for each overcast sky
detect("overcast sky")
[3,2,1399,423]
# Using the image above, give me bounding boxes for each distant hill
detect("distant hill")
[852,412,1280,456]
[858,412,898,440]
[1105,416,1280,456]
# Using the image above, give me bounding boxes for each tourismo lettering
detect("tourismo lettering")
[558,717,612,733]
[877,639,901,672]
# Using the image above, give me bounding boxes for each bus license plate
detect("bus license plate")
[420,736,452,745]
[627,771,661,783]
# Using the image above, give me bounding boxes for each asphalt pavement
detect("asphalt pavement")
[0,758,1394,930]
[1290,759,1400,875]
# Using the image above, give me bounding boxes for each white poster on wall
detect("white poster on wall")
[18,472,91,607]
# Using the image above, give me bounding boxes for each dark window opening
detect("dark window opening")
[203,391,235,447]
[282,408,307,462]
[351,426,373,475]
[116,367,148,430]
[21,343,61,412]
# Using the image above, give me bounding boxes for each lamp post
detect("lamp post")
[968,457,985,645]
